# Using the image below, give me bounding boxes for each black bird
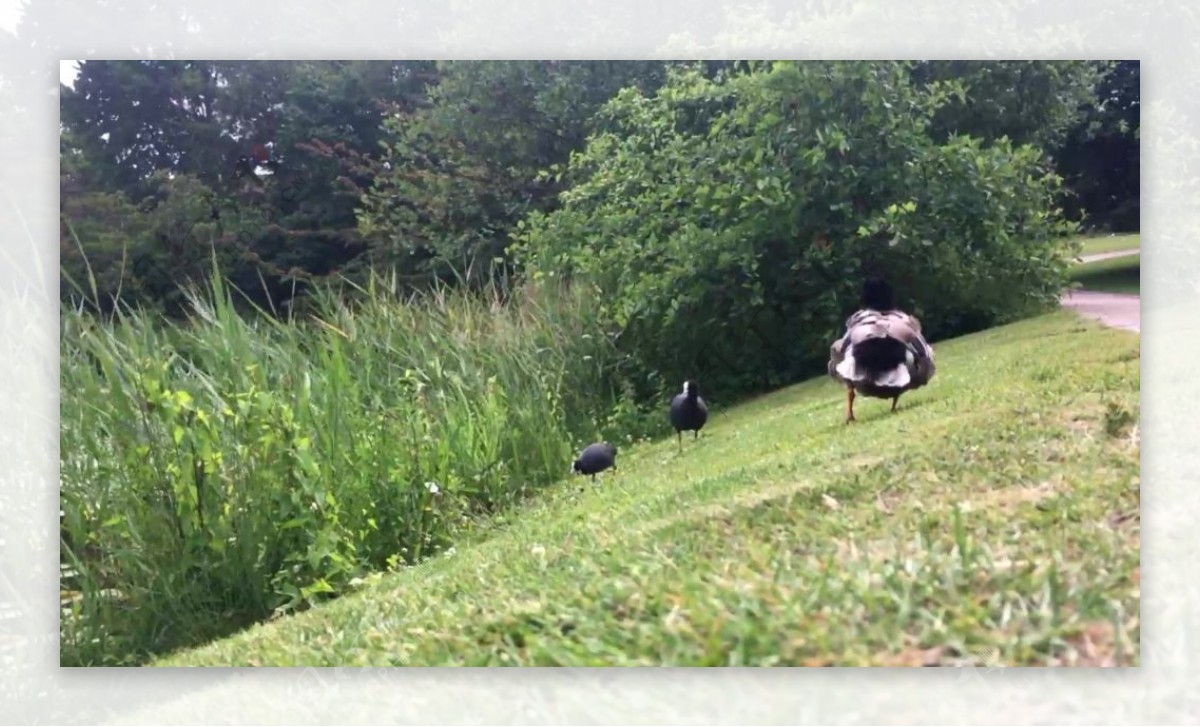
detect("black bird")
[572,442,617,481]
[669,380,709,450]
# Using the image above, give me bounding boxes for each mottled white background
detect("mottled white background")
[0,0,1181,723]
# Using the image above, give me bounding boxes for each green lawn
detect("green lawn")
[155,312,1140,667]
[1071,253,1141,295]
[1078,233,1140,257]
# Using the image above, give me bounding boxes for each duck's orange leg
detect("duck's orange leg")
[845,386,857,424]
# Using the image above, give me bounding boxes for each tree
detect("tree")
[910,60,1138,230]
[60,61,233,200]
[912,60,1106,152]
[257,61,439,282]
[59,60,442,311]
[355,60,672,286]
[1055,60,1140,231]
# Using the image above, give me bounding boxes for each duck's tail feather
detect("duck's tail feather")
[838,337,913,387]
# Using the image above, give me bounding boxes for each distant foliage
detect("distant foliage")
[59,60,438,310]
[1055,61,1140,232]
[61,172,269,315]
[913,60,1107,151]
[516,62,1078,395]
[913,59,1138,232]
[59,59,1132,313]
[355,60,672,286]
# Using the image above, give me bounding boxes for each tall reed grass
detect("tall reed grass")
[59,272,662,665]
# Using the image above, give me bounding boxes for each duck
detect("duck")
[572,442,618,481]
[669,380,709,449]
[828,278,936,423]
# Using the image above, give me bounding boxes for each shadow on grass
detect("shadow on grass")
[1070,255,1140,296]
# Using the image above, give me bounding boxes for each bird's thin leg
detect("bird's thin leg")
[677,431,682,451]
[694,430,699,440]
[846,386,856,424]
[891,395,900,413]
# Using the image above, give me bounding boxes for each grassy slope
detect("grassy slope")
[157,312,1140,667]
[1078,233,1141,257]
[1071,254,1141,296]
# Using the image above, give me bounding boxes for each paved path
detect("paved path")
[1078,249,1140,264]
[1060,290,1140,332]
[1062,247,1141,332]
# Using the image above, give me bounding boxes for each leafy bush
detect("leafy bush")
[515,61,1078,397]
[59,272,651,665]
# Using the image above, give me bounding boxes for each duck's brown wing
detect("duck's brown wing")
[881,311,936,385]
[828,335,848,381]
[893,310,924,335]
[877,311,927,352]
[831,310,886,383]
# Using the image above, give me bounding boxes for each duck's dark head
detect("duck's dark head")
[682,380,701,399]
[860,278,896,312]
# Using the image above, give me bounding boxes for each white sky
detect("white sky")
[0,0,20,34]
[60,60,79,87]
[1,0,82,87]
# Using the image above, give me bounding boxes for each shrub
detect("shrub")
[515,61,1078,397]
